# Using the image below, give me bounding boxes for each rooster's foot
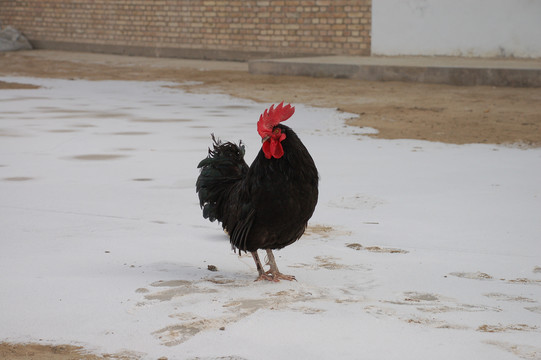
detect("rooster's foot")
[255,273,279,282]
[266,270,296,281]
[254,271,296,282]
[263,249,296,281]
[259,270,296,281]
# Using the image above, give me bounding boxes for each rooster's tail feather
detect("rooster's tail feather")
[196,135,248,223]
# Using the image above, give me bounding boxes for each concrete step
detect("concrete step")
[249,56,541,87]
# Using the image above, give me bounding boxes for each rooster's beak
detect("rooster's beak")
[262,135,270,143]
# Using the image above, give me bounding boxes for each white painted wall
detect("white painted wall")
[372,0,541,58]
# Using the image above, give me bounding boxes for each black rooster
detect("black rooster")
[196,103,319,281]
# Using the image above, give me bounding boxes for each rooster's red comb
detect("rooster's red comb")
[257,102,295,137]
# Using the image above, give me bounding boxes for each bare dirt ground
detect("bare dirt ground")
[0,49,540,359]
[0,343,100,360]
[1,50,541,147]
[0,342,139,360]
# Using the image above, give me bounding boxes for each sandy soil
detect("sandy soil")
[0,342,148,359]
[0,49,540,359]
[1,50,541,147]
[0,343,121,360]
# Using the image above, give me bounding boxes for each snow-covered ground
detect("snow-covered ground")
[1,77,540,360]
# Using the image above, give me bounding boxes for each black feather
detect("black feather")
[196,125,318,253]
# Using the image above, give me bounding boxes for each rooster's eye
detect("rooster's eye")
[273,128,280,134]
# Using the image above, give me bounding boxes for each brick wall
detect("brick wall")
[0,0,371,60]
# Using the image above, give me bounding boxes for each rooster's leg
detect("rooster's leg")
[251,251,276,282]
[265,249,296,281]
